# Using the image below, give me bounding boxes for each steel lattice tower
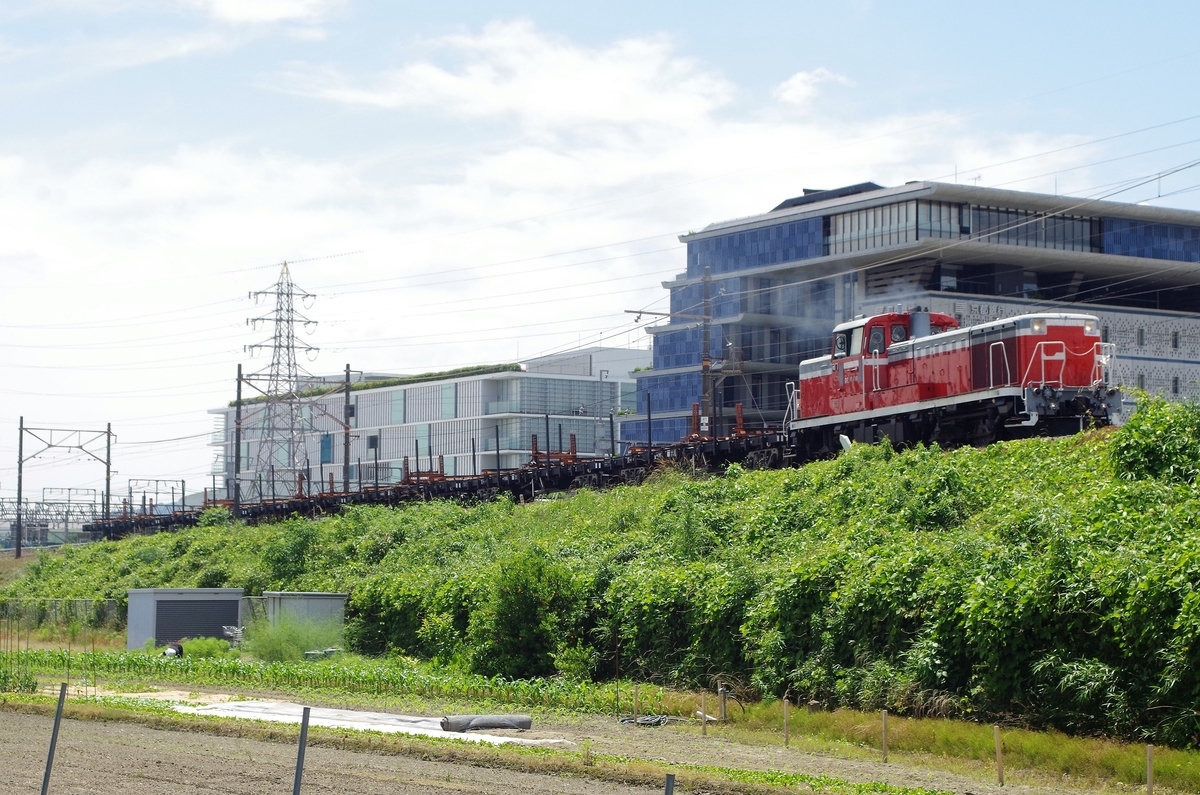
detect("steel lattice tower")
[244,263,318,502]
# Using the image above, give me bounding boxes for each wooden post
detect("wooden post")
[994,724,1004,786]
[633,685,639,723]
[783,696,790,748]
[701,691,707,736]
[40,682,67,795]
[293,706,311,795]
[881,709,888,763]
[1147,744,1154,795]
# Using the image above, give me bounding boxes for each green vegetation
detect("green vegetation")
[243,614,342,662]
[7,397,1200,747]
[10,649,665,713]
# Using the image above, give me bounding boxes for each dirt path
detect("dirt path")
[0,712,657,795]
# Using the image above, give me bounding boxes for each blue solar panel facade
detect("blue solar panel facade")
[1101,218,1200,262]
[686,217,824,276]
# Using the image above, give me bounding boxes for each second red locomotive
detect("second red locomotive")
[787,308,1122,458]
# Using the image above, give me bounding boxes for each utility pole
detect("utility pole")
[104,423,112,525]
[15,416,23,559]
[343,363,351,494]
[234,364,242,515]
[701,266,713,436]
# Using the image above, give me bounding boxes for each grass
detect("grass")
[718,699,1199,792]
[0,553,34,588]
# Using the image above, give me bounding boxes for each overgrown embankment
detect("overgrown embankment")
[7,397,1200,745]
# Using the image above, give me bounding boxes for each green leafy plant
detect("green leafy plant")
[243,615,343,663]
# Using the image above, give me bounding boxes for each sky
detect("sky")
[3,0,1200,503]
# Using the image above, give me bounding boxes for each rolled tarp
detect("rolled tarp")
[440,714,533,732]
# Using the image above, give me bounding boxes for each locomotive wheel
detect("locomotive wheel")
[622,467,648,485]
[764,447,783,469]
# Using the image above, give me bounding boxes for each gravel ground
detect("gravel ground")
[0,712,657,795]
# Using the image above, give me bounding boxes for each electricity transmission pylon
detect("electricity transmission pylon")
[242,263,318,502]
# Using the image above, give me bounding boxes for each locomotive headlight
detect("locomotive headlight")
[1031,319,1046,334]
[1084,319,1098,335]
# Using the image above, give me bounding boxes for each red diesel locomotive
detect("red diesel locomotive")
[787,308,1122,458]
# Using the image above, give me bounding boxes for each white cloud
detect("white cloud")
[773,67,853,106]
[274,20,733,138]
[179,0,342,24]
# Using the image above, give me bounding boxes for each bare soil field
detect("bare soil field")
[0,688,1126,795]
[0,712,658,795]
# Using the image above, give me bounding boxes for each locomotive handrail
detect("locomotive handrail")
[1091,342,1117,388]
[1026,340,1066,387]
[988,341,1012,388]
[783,382,796,426]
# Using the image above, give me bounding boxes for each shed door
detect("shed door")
[155,599,239,644]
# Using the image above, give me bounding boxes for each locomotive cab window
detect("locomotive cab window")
[868,326,885,354]
[890,324,907,343]
[834,326,864,357]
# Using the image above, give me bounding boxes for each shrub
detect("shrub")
[243,615,343,662]
[177,636,239,660]
[1110,394,1200,483]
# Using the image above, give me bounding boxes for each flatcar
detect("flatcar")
[787,308,1122,458]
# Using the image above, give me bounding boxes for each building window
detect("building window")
[1173,376,1180,395]
[970,206,1098,252]
[390,390,405,424]
[319,433,333,465]
[1101,326,1109,343]
[441,384,457,419]
[1172,331,1180,349]
[1137,328,1145,346]
[1137,374,1146,390]
[826,201,917,255]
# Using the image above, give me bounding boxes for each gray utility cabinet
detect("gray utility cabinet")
[127,588,243,650]
[263,591,348,626]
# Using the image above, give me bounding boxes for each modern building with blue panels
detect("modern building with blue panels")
[624,181,1200,445]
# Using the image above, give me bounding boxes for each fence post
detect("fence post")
[664,772,676,795]
[293,706,311,795]
[1147,744,1154,795]
[783,695,790,748]
[994,724,1004,786]
[701,691,707,736]
[41,682,67,795]
[881,709,888,763]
